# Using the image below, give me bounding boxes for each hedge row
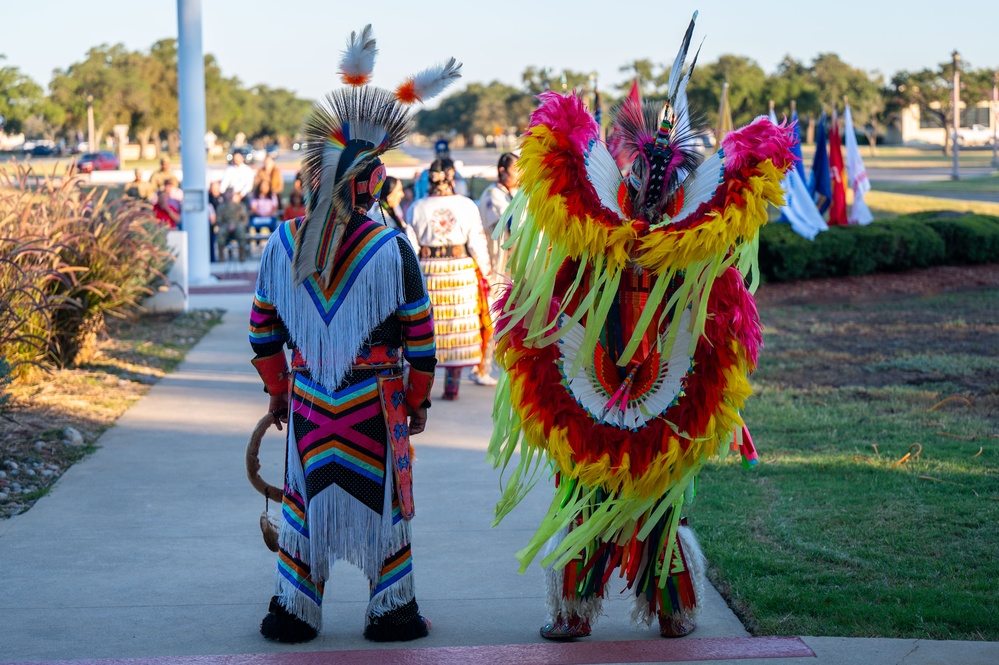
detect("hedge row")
[758,212,999,283]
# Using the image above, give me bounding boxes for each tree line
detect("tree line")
[417,54,998,155]
[3,42,996,156]
[0,41,310,155]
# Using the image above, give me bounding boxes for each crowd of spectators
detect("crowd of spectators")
[125,153,305,263]
[123,146,520,269]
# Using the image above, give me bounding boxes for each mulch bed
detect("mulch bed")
[756,263,999,306]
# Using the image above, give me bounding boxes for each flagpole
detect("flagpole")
[991,71,998,170]
[951,50,961,181]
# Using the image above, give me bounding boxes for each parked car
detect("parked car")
[955,124,995,147]
[30,142,60,157]
[76,151,120,173]
[226,145,254,164]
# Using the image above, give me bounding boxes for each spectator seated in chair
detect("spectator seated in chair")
[216,191,250,262]
[250,179,280,234]
[282,191,306,221]
[154,179,182,229]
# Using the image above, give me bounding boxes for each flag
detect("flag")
[716,81,734,148]
[827,109,848,226]
[769,109,827,240]
[808,112,832,214]
[790,108,807,182]
[843,102,873,225]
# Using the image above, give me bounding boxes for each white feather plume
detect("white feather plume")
[397,58,463,104]
[338,24,377,85]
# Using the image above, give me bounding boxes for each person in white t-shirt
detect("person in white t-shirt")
[219,150,255,199]
[477,152,520,278]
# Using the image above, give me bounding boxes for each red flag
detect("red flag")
[828,109,848,225]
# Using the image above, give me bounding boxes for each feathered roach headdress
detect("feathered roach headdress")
[608,12,705,225]
[295,25,462,286]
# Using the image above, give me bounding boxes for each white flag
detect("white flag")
[770,109,828,240]
[843,103,873,225]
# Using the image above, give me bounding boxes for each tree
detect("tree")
[416,81,535,143]
[764,56,821,117]
[139,39,179,156]
[617,59,665,96]
[521,67,594,96]
[49,44,152,149]
[885,59,999,155]
[686,55,767,128]
[807,54,883,153]
[0,55,48,135]
[248,85,312,145]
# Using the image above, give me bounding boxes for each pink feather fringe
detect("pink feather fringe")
[527,92,598,156]
[721,117,798,174]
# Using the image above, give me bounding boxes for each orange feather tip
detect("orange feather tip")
[340,73,372,87]
[395,80,419,105]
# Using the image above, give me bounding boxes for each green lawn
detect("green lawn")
[880,174,999,195]
[692,289,999,640]
[864,190,999,218]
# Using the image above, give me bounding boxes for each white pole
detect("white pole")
[177,0,212,285]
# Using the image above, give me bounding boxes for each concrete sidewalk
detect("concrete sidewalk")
[1,294,996,665]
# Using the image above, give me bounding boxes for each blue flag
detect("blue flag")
[808,112,832,214]
[791,110,806,182]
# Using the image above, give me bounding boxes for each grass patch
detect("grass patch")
[691,289,999,640]
[884,174,999,195]
[865,191,999,219]
[0,309,223,518]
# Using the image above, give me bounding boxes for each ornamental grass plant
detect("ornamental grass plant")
[0,164,171,377]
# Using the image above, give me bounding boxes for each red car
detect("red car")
[76,151,119,173]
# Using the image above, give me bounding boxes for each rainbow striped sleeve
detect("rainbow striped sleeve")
[249,289,288,354]
[397,294,436,362]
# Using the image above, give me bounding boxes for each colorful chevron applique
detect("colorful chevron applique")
[279,218,400,325]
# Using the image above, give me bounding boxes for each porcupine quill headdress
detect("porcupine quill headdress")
[608,11,705,225]
[294,25,462,286]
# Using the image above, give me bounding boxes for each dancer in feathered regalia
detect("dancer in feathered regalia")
[489,12,796,640]
[249,25,461,643]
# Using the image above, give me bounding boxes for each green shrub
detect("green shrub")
[759,213,999,283]
[876,218,946,271]
[757,223,814,282]
[921,215,999,265]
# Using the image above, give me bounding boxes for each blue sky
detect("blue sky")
[3,1,997,100]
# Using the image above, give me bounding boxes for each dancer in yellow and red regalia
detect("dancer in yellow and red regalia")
[488,12,797,640]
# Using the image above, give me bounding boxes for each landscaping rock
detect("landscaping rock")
[0,470,6,480]
[40,470,54,478]
[62,427,85,447]
[24,469,35,477]
[0,493,8,501]
[34,441,46,452]
[4,461,17,471]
